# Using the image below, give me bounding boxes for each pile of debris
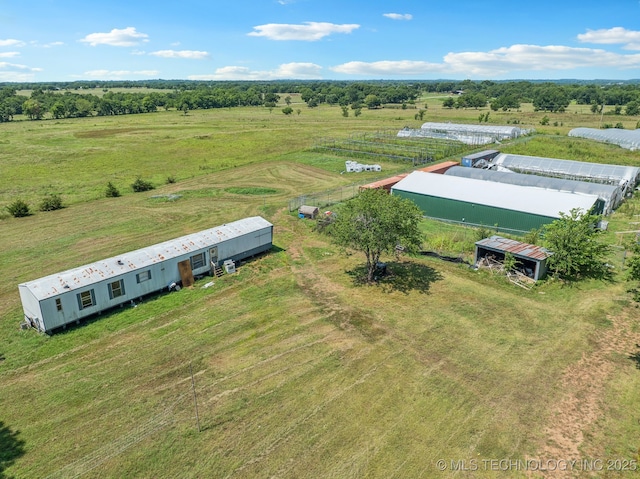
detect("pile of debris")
[475,255,535,290]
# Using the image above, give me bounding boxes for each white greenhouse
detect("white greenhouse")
[568,127,640,151]
[490,153,640,196]
[18,216,273,334]
[444,166,623,214]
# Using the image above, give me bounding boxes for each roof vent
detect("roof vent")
[117,260,124,265]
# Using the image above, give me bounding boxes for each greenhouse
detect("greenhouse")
[398,123,533,146]
[397,127,496,146]
[490,153,640,196]
[444,166,623,214]
[568,127,640,151]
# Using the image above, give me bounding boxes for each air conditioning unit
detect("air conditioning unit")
[223,260,236,274]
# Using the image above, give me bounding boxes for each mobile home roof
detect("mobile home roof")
[391,171,600,219]
[20,216,273,301]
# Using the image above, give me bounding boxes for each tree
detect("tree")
[131,177,154,192]
[6,199,31,217]
[341,105,349,117]
[364,94,381,109]
[543,208,611,281]
[39,194,63,211]
[282,106,293,115]
[105,181,120,197]
[23,99,44,120]
[626,101,640,116]
[414,109,426,121]
[329,188,424,282]
[442,97,455,108]
[284,95,292,106]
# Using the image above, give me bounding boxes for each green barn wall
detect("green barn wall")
[393,190,596,234]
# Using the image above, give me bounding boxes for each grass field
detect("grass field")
[1,101,640,478]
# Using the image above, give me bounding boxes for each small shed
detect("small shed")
[474,235,552,281]
[298,205,319,219]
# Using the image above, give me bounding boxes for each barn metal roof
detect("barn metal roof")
[391,171,601,218]
[20,216,273,301]
[475,235,552,261]
[444,166,622,214]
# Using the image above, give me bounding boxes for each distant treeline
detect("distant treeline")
[2,79,640,122]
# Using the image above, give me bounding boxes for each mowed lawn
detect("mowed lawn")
[1,104,640,478]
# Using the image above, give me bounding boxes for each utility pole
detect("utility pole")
[189,362,201,432]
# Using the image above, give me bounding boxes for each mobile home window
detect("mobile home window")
[55,298,62,312]
[108,279,125,299]
[77,290,96,310]
[190,252,206,270]
[136,270,151,283]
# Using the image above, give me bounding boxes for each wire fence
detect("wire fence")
[288,184,363,212]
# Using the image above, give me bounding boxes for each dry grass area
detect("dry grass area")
[1,104,640,478]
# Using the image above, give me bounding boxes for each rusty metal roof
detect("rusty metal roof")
[20,216,272,300]
[360,174,409,190]
[475,235,552,261]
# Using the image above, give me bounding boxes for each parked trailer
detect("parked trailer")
[18,216,273,334]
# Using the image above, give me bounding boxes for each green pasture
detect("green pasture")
[1,103,640,478]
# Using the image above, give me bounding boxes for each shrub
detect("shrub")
[166,175,176,184]
[105,182,120,197]
[6,199,31,217]
[39,194,63,211]
[131,177,154,192]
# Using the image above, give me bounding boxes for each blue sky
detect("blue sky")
[1,0,640,82]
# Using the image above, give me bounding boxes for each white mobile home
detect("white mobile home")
[18,216,273,334]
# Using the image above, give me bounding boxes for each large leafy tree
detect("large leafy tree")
[543,208,611,281]
[329,188,424,282]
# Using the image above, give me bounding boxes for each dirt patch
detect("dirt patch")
[74,128,150,138]
[530,309,640,477]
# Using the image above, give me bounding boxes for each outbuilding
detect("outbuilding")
[474,235,552,281]
[298,205,320,219]
[391,171,603,235]
[18,216,273,334]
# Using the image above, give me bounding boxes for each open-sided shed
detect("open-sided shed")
[19,216,273,334]
[474,235,552,280]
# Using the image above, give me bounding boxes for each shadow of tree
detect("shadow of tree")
[628,344,640,370]
[0,421,26,479]
[347,261,443,294]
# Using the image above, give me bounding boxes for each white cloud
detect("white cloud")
[42,41,64,48]
[0,39,25,47]
[383,13,413,21]
[332,60,446,76]
[80,27,149,47]
[248,22,359,41]
[0,61,41,81]
[189,62,322,80]
[150,50,210,59]
[0,52,20,58]
[82,69,160,79]
[578,27,640,50]
[331,44,640,77]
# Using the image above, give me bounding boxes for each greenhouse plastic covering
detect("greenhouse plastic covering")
[568,127,640,151]
[397,128,496,145]
[445,166,622,214]
[419,122,533,140]
[490,153,640,195]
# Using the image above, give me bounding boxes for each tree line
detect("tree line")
[3,79,640,122]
